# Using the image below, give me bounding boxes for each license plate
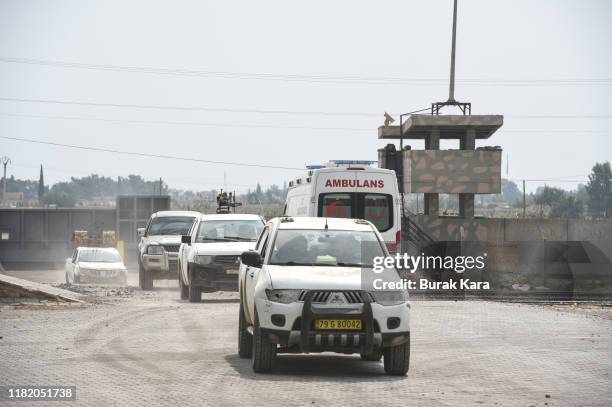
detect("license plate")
[225,269,239,275]
[315,319,362,330]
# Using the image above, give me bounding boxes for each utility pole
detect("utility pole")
[1,156,10,205]
[522,179,526,218]
[448,0,458,102]
[159,178,163,196]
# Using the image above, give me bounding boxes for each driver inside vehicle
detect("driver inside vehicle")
[274,235,310,264]
[326,234,361,265]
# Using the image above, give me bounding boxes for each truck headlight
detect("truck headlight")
[147,245,164,255]
[265,289,301,304]
[370,291,408,306]
[194,255,213,265]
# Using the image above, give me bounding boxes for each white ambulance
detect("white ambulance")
[284,160,401,253]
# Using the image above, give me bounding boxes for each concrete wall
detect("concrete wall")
[0,208,116,266]
[405,216,612,299]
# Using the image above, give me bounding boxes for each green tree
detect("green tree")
[42,190,77,207]
[549,195,583,218]
[585,161,612,218]
[38,165,45,200]
[501,179,521,203]
[534,185,565,216]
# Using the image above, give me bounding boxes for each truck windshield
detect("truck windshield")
[79,249,122,263]
[148,216,195,236]
[196,220,264,242]
[318,193,393,232]
[269,229,385,267]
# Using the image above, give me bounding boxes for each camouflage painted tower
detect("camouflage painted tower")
[378,114,503,219]
[378,0,503,220]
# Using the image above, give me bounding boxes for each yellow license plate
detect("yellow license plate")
[315,319,362,330]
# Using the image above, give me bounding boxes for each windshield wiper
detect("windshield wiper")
[337,262,373,268]
[200,237,238,242]
[224,236,256,241]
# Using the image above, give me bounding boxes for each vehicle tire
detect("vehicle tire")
[179,268,189,300]
[139,263,153,291]
[383,333,410,376]
[251,307,276,373]
[238,300,253,358]
[187,267,201,303]
[360,349,383,361]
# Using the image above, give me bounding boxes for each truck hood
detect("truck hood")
[266,265,363,290]
[146,235,181,245]
[77,261,126,271]
[192,241,256,255]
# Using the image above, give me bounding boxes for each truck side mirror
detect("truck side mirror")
[241,251,263,268]
[137,228,146,237]
[181,235,192,245]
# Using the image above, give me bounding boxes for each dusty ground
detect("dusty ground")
[1,269,611,406]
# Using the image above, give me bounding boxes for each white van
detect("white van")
[284,160,401,253]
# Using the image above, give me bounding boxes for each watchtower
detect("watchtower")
[378,0,503,220]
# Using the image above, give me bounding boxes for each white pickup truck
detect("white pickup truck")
[238,216,411,375]
[178,213,265,302]
[137,211,200,290]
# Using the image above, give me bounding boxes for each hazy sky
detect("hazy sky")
[0,0,610,193]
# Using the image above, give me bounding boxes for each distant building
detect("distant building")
[1,192,40,208]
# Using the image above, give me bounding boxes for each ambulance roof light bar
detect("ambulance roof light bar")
[329,160,377,166]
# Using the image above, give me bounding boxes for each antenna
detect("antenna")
[431,0,471,115]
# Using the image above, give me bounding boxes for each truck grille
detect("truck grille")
[168,259,179,272]
[163,244,180,253]
[298,291,370,304]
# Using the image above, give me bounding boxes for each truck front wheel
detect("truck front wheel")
[178,262,188,300]
[187,267,201,302]
[139,263,153,291]
[383,333,410,376]
[252,308,276,373]
[238,300,253,358]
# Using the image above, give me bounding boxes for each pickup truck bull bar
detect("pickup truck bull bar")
[300,289,375,354]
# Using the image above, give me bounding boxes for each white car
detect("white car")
[65,247,128,285]
[178,213,265,302]
[238,216,410,375]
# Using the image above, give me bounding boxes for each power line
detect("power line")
[0,112,373,132]
[0,136,304,171]
[0,96,394,118]
[1,97,611,119]
[1,112,611,134]
[1,56,611,86]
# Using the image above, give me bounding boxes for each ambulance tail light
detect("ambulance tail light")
[386,230,401,254]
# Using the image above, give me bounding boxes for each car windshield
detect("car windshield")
[78,249,122,263]
[269,229,385,267]
[148,216,195,236]
[195,219,264,242]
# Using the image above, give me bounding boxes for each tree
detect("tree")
[549,195,583,218]
[585,161,612,218]
[38,165,45,200]
[42,190,77,207]
[534,185,565,216]
[501,179,521,203]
